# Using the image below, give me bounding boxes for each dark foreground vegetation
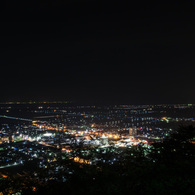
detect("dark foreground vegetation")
[1,125,195,195]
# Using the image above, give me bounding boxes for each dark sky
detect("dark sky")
[1,1,195,104]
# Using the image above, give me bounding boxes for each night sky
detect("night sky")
[1,1,195,104]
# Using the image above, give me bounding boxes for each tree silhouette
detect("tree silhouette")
[150,125,195,162]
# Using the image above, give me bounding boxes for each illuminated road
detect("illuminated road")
[0,163,20,169]
[34,115,57,119]
[0,115,32,122]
